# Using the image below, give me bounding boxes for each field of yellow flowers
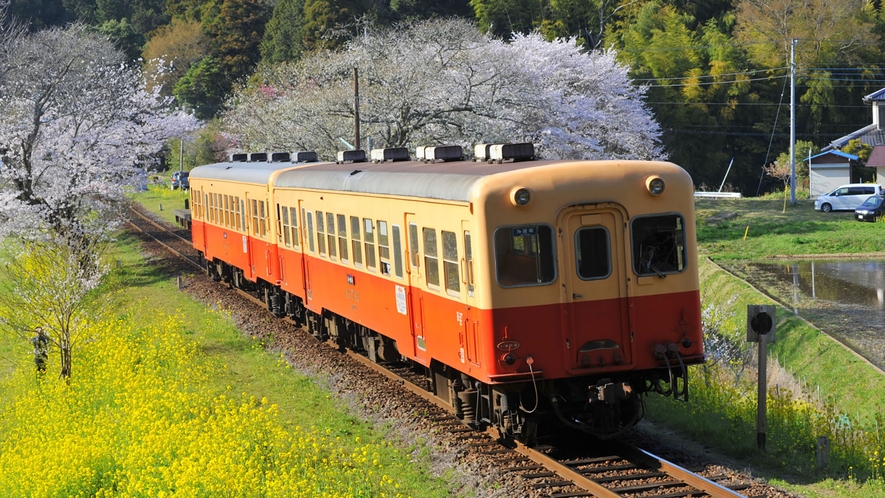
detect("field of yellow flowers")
[0,235,451,497]
[0,313,417,497]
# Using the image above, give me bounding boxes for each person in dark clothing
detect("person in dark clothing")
[31,327,49,374]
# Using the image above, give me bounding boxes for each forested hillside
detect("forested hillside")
[7,0,885,195]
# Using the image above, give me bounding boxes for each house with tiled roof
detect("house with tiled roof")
[822,88,885,189]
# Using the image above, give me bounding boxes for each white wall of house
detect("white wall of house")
[810,164,850,196]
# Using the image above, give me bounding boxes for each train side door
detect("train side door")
[557,205,631,371]
[301,207,315,306]
[198,188,208,254]
[294,201,307,294]
[405,214,428,362]
[460,221,480,367]
[244,193,256,280]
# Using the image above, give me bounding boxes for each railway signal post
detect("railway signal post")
[747,304,777,450]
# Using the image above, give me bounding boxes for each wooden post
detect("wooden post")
[816,436,830,469]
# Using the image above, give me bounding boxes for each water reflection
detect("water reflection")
[722,259,885,372]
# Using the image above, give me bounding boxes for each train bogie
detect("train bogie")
[189,143,704,441]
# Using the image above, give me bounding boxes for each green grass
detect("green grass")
[696,198,885,260]
[127,179,191,226]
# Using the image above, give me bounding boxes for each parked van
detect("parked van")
[814,183,882,212]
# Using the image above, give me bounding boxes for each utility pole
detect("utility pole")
[790,38,797,206]
[354,68,360,151]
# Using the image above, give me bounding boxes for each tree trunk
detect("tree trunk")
[60,334,72,382]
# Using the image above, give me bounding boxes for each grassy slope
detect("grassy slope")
[647,196,885,497]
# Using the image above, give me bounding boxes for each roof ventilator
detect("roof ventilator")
[420,145,463,163]
[270,152,290,162]
[370,147,410,163]
[229,153,248,162]
[248,152,268,162]
[337,150,367,163]
[474,144,492,162]
[488,143,535,164]
[293,151,319,162]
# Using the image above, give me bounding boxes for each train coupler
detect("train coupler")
[589,379,633,405]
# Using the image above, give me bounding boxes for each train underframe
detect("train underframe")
[205,256,690,444]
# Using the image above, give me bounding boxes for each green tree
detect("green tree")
[61,0,97,24]
[260,0,306,64]
[7,0,75,29]
[301,0,366,51]
[142,19,211,96]
[202,0,271,89]
[470,0,538,40]
[173,55,226,119]
[97,18,144,61]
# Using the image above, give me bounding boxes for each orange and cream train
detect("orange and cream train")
[189,144,704,442]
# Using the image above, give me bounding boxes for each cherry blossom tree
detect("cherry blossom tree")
[0,22,197,380]
[0,23,198,244]
[224,18,663,160]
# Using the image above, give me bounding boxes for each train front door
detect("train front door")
[557,205,631,371]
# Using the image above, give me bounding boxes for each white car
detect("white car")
[814,183,881,212]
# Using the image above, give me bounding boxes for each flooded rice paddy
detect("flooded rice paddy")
[719,259,885,372]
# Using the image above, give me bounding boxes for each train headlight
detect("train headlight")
[646,176,665,196]
[510,187,532,206]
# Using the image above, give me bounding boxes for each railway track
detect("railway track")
[125,202,786,498]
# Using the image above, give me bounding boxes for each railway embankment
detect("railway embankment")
[647,196,885,496]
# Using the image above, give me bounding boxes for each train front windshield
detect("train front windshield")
[631,214,686,277]
[494,225,556,286]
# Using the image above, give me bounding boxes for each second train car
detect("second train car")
[188,144,705,442]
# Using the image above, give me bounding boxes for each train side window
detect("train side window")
[240,199,246,232]
[234,197,240,230]
[378,220,390,275]
[392,225,404,279]
[281,205,291,247]
[228,196,234,228]
[326,212,337,260]
[442,230,459,295]
[575,227,611,280]
[290,207,299,248]
[631,214,686,277]
[251,200,259,236]
[316,211,326,255]
[409,224,419,267]
[259,201,268,239]
[423,228,440,288]
[464,231,474,296]
[494,225,556,287]
[351,216,363,266]
[305,210,315,253]
[337,214,348,262]
[221,194,230,227]
[364,218,376,270]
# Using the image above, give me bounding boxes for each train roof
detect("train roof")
[189,161,312,184]
[272,159,565,202]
